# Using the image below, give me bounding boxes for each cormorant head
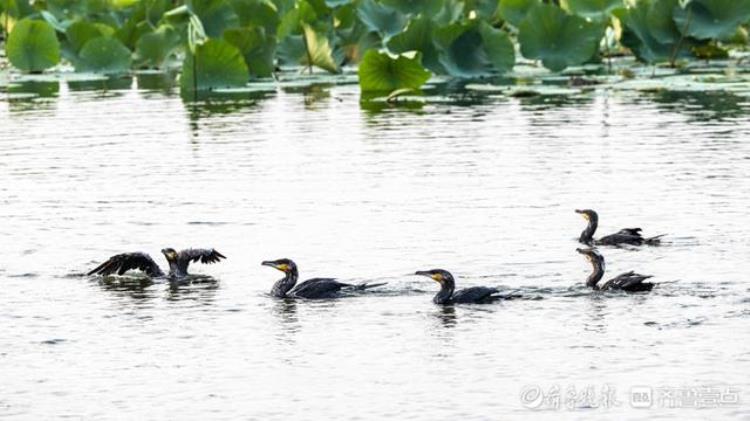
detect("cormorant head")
[161,248,178,262]
[575,209,599,223]
[262,258,297,273]
[576,247,604,265]
[415,269,454,284]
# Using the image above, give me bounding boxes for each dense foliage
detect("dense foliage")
[1,0,749,97]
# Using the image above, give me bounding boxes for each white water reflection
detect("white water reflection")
[1,81,749,419]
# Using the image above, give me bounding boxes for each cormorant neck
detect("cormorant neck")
[579,218,598,244]
[433,279,455,305]
[166,259,181,277]
[586,258,604,289]
[272,268,298,298]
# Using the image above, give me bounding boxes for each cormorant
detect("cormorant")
[576,248,654,292]
[88,248,226,279]
[262,258,385,299]
[576,209,665,246]
[415,269,506,305]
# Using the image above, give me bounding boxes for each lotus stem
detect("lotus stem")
[192,47,197,100]
[670,7,692,68]
[4,0,8,42]
[302,26,313,74]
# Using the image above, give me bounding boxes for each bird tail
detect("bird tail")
[350,282,387,291]
[491,293,524,300]
[87,261,108,276]
[645,234,667,245]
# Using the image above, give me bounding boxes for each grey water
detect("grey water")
[1,77,749,420]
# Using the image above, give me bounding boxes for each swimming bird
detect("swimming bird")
[576,248,654,292]
[262,258,385,299]
[88,248,225,279]
[415,269,509,305]
[575,209,665,246]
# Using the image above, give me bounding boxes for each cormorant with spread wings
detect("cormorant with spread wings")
[88,248,226,279]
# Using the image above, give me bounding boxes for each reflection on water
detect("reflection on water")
[434,305,457,328]
[648,90,749,122]
[271,298,299,326]
[1,75,749,419]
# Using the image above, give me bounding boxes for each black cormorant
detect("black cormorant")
[88,248,225,278]
[576,248,654,292]
[415,269,505,305]
[576,209,665,246]
[262,258,384,299]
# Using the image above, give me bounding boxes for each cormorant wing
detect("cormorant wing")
[597,232,644,245]
[87,252,164,277]
[617,228,642,236]
[290,278,346,298]
[451,286,500,303]
[602,271,654,291]
[177,248,226,265]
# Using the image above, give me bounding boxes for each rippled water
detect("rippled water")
[1,77,749,419]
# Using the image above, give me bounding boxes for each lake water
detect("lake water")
[1,76,749,420]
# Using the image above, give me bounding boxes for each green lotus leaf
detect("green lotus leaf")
[277,0,317,39]
[518,3,605,71]
[275,35,307,64]
[380,0,444,16]
[464,0,499,19]
[135,25,181,69]
[432,0,464,25]
[112,0,140,7]
[561,0,622,21]
[324,0,350,7]
[673,0,750,40]
[272,0,297,15]
[431,21,513,77]
[435,22,490,77]
[498,0,540,27]
[181,38,249,94]
[66,21,112,54]
[7,19,61,73]
[301,24,339,73]
[358,50,431,94]
[224,26,277,77]
[646,0,682,44]
[387,16,442,72]
[76,37,132,74]
[230,0,279,34]
[304,0,333,16]
[1,0,35,19]
[479,22,514,74]
[186,0,240,37]
[614,0,691,64]
[39,10,67,32]
[357,0,407,39]
[116,0,167,50]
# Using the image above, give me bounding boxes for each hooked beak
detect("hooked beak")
[262,260,290,273]
[415,270,442,282]
[576,248,589,255]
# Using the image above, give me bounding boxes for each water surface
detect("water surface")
[1,78,749,419]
